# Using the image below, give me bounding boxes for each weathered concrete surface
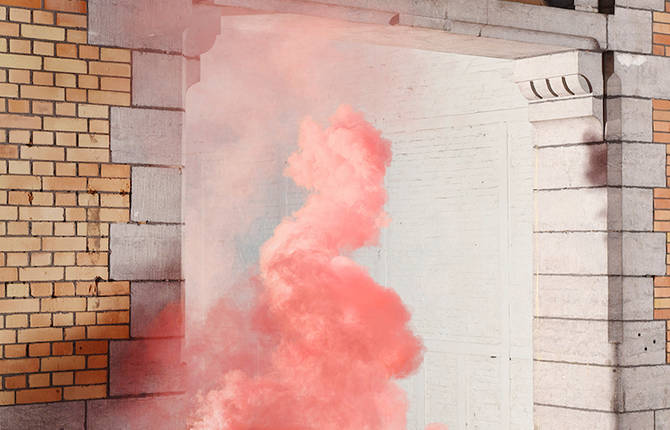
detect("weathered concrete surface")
[131,167,182,223]
[612,53,670,99]
[608,7,652,54]
[131,282,182,338]
[620,143,666,188]
[88,394,187,430]
[620,321,666,366]
[0,401,85,429]
[536,144,607,190]
[622,365,670,411]
[109,339,183,396]
[133,52,184,109]
[536,232,608,274]
[536,188,607,231]
[534,319,616,365]
[111,108,183,166]
[616,0,665,10]
[621,232,666,276]
[110,224,181,280]
[605,97,653,143]
[621,188,653,232]
[89,0,189,52]
[534,405,617,430]
[623,277,654,321]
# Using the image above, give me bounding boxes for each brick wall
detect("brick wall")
[0,0,133,405]
[653,2,670,56]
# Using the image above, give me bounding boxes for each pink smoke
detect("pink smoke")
[182,105,444,430]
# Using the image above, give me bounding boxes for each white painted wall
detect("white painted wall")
[186,24,534,429]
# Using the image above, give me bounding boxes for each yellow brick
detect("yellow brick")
[96,208,128,223]
[87,296,129,311]
[5,314,27,328]
[64,384,106,401]
[21,24,65,41]
[8,69,29,83]
[20,85,64,101]
[7,99,29,113]
[78,192,98,207]
[0,174,40,190]
[41,297,85,312]
[75,311,95,325]
[99,77,130,92]
[9,38,30,54]
[5,252,27,266]
[33,10,54,25]
[97,310,128,324]
[53,252,75,266]
[56,132,76,146]
[31,72,52,87]
[0,267,13,282]
[8,130,29,144]
[31,253,52,266]
[0,82,18,97]
[28,373,50,388]
[44,57,86,73]
[42,176,86,191]
[0,298,38,313]
[97,282,128,296]
[53,281,74,296]
[87,90,130,106]
[654,22,670,34]
[20,145,65,161]
[55,72,76,87]
[9,8,31,23]
[55,162,76,176]
[7,160,28,175]
[55,102,76,116]
[32,40,54,56]
[66,266,107,281]
[0,237,40,251]
[44,116,87,132]
[0,53,40,70]
[100,164,129,178]
[88,61,130,77]
[18,327,62,343]
[0,357,39,375]
[65,207,85,221]
[53,221,74,235]
[30,283,53,297]
[56,42,76,58]
[19,267,63,282]
[89,120,108,134]
[42,236,86,251]
[78,134,108,148]
[0,391,14,405]
[31,221,52,235]
[99,193,128,208]
[5,220,26,233]
[65,87,86,102]
[66,29,86,44]
[100,48,130,63]
[40,354,85,371]
[66,148,108,162]
[78,104,107,118]
[0,113,41,129]
[78,74,98,89]
[87,178,129,193]
[53,312,73,326]
[33,131,55,146]
[52,371,73,386]
[0,22,20,37]
[32,100,53,115]
[29,313,51,327]
[64,326,84,340]
[78,163,98,176]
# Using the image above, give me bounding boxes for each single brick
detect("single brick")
[53,221,75,235]
[100,77,130,92]
[51,371,73,385]
[9,39,31,54]
[78,46,98,60]
[4,344,26,358]
[66,148,109,162]
[16,387,62,404]
[44,117,87,132]
[0,391,14,405]
[97,310,129,325]
[42,176,86,191]
[88,61,130,77]
[28,342,50,357]
[44,0,87,13]
[0,298,39,313]
[0,328,16,342]
[55,72,76,87]
[0,113,41,129]
[7,160,30,175]
[100,164,129,178]
[87,324,128,339]
[99,193,128,208]
[0,144,18,158]
[0,1,41,8]
[19,207,64,221]
[96,208,128,223]
[0,22,19,37]
[7,99,29,113]
[6,283,28,297]
[55,102,76,116]
[88,90,130,106]
[31,283,53,297]
[53,252,75,266]
[87,296,129,312]
[78,74,98,89]
[41,297,86,312]
[33,40,54,56]
[64,326,84,340]
[21,24,65,41]
[89,119,108,134]
[74,369,106,385]
[33,10,54,25]
[44,57,86,74]
[74,340,107,355]
[0,82,18,97]
[53,282,74,296]
[52,341,73,355]
[78,163,99,176]
[78,104,107,118]
[55,162,76,176]
[75,312,95,325]
[40,354,85,371]
[20,85,65,101]
[65,266,107,281]
[5,253,27,267]
[5,374,26,389]
[0,237,40,251]
[8,69,31,84]
[0,357,39,374]
[18,327,62,343]
[64,384,106,400]
[8,8,30,23]
[32,100,54,115]
[56,12,86,28]
[30,253,52,266]
[55,132,76,146]
[19,267,64,282]
[88,178,129,193]
[28,373,50,388]
[87,354,107,369]
[76,252,107,266]
[31,222,53,235]
[29,313,51,327]
[66,29,86,44]
[0,267,18,282]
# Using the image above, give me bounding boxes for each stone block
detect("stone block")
[616,0,665,9]
[88,394,187,430]
[133,52,183,109]
[620,321,666,366]
[535,188,607,231]
[605,97,653,143]
[110,224,181,280]
[608,7,652,54]
[111,108,183,166]
[623,277,654,321]
[536,144,607,189]
[619,411,654,430]
[534,318,616,365]
[534,361,617,411]
[613,53,670,99]
[621,188,653,232]
[131,282,182,338]
[89,0,189,52]
[0,401,85,429]
[533,117,603,147]
[534,405,616,430]
[110,338,183,396]
[536,232,608,275]
[621,143,666,188]
[656,409,670,429]
[131,167,182,223]
[622,365,670,411]
[535,275,608,319]
[622,232,666,276]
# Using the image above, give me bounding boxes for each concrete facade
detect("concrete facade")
[0,0,668,428]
